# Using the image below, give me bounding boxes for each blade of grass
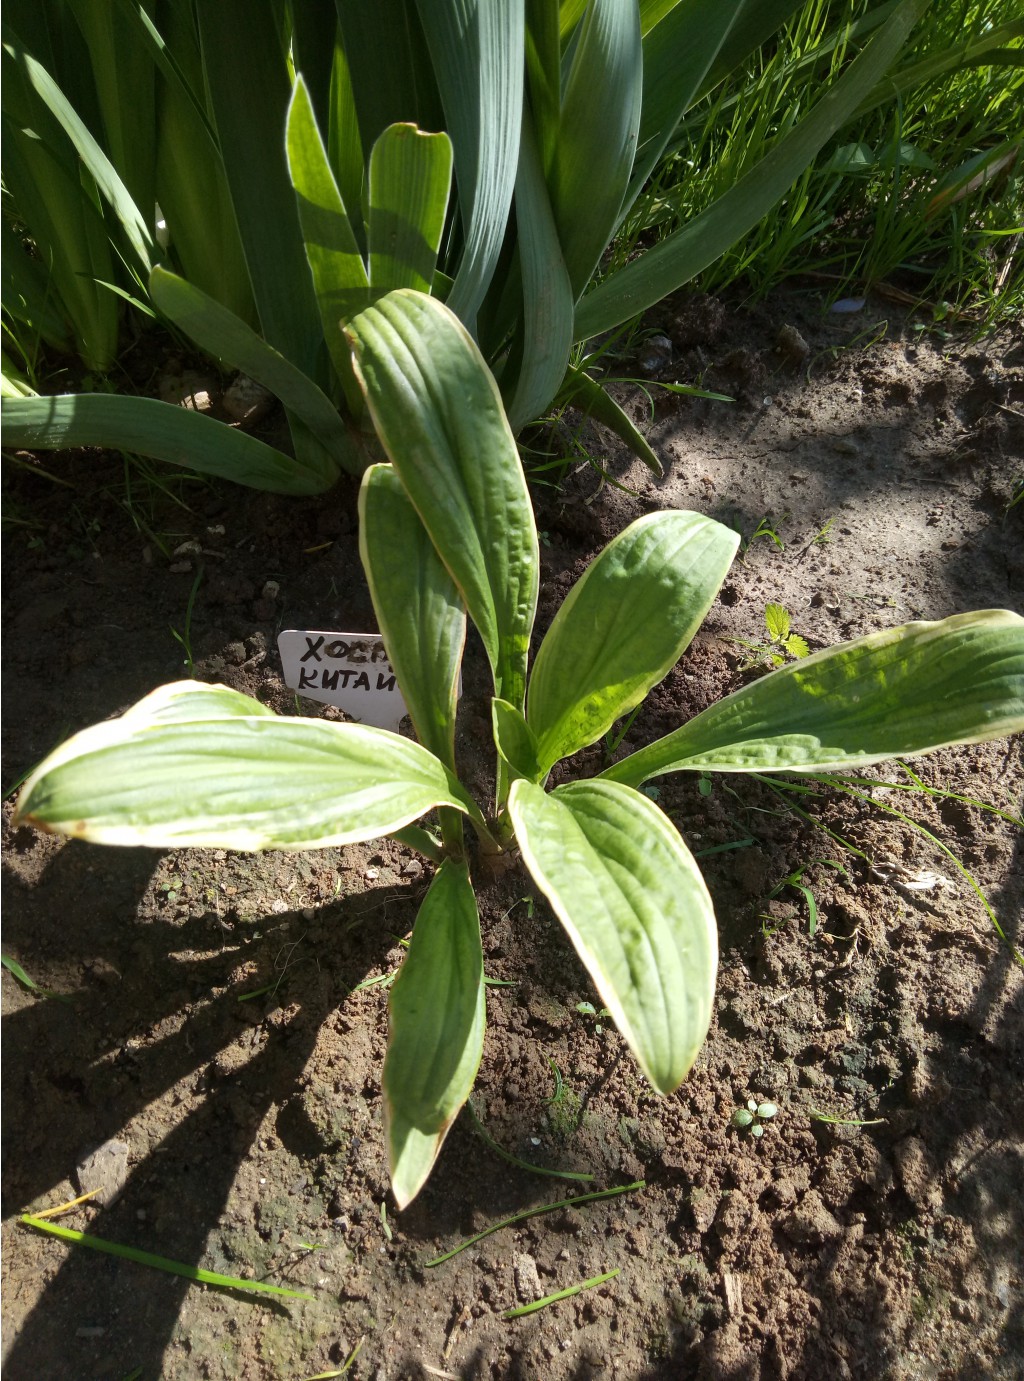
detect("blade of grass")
[575,0,929,340]
[425,1180,644,1266]
[19,1216,314,1299]
[1,955,73,1002]
[503,1267,620,1318]
[837,764,1024,830]
[300,1334,364,1379]
[29,1189,102,1217]
[693,837,756,857]
[465,1100,595,1184]
[555,364,663,476]
[809,1109,886,1126]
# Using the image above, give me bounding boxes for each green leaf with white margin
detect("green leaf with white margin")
[510,779,717,1093]
[368,123,453,294]
[574,0,929,341]
[552,0,642,300]
[491,699,543,784]
[383,859,485,1209]
[601,610,1024,788]
[345,290,540,712]
[285,75,370,412]
[14,681,482,850]
[149,266,357,481]
[359,464,466,772]
[527,512,739,773]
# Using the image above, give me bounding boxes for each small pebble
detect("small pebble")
[777,324,810,360]
[223,374,275,424]
[637,334,673,374]
[75,1139,130,1207]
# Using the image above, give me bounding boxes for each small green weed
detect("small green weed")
[576,1000,613,1034]
[169,566,203,676]
[727,603,810,671]
[767,857,849,937]
[603,704,644,764]
[740,514,789,559]
[730,1098,778,1137]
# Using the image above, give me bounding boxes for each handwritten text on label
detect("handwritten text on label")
[277,629,408,731]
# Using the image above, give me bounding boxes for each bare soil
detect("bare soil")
[2,287,1022,1381]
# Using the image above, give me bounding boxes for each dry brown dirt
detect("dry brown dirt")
[2,287,1022,1380]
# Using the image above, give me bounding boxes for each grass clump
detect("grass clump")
[619,0,1023,325]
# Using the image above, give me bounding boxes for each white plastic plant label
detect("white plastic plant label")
[277,629,408,732]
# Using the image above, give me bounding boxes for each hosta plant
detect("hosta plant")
[15,291,1024,1208]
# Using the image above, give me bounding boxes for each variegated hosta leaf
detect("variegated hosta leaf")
[345,289,539,711]
[359,464,466,772]
[14,681,480,850]
[510,779,717,1094]
[601,610,1024,788]
[491,698,542,784]
[527,511,739,773]
[285,75,369,412]
[383,859,485,1209]
[367,123,453,294]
